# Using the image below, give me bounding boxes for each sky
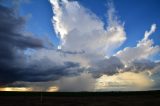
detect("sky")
[0,0,160,92]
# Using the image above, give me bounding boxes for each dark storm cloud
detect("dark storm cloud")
[0,3,44,84]
[0,5,43,48]
[124,59,156,72]
[89,57,159,78]
[89,56,124,77]
[18,61,82,82]
[0,60,82,83]
[0,4,43,63]
[57,49,85,55]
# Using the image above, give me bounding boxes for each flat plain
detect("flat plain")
[0,91,160,106]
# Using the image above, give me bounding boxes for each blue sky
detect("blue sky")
[19,0,59,45]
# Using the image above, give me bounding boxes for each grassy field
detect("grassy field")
[0,91,160,106]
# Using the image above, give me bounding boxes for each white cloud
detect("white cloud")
[50,0,126,58]
[115,24,160,65]
[143,24,156,41]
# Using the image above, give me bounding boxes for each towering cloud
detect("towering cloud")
[50,0,126,58]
